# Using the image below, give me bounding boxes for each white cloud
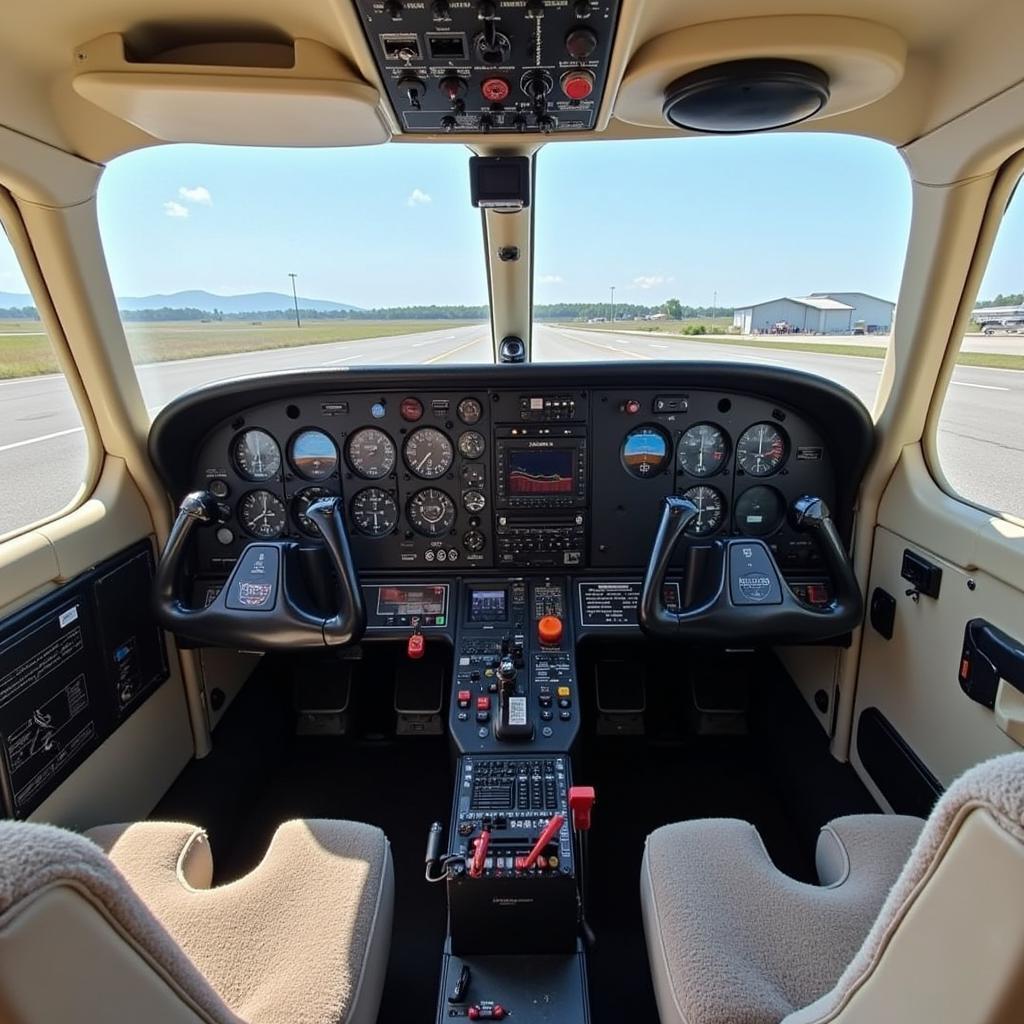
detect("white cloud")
[178,185,212,205]
[632,274,674,290]
[163,201,189,219]
[538,274,563,285]
[407,188,432,207]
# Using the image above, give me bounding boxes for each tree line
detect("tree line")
[974,293,1024,308]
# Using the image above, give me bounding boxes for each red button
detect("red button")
[561,70,594,100]
[625,399,641,415]
[481,77,510,102]
[538,615,563,645]
[400,397,423,421]
[458,689,472,706]
[476,696,491,711]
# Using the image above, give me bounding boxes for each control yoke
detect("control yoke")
[154,491,365,650]
[639,494,862,643]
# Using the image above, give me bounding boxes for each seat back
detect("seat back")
[784,752,1024,1024]
[0,820,233,1024]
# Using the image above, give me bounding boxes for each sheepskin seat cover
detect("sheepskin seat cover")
[0,817,391,1024]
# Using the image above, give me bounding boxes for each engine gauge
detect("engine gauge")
[292,487,332,536]
[458,430,486,459]
[734,486,785,537]
[350,488,398,537]
[679,485,726,536]
[457,397,483,425]
[736,423,788,476]
[289,430,338,481]
[238,489,287,538]
[678,423,730,477]
[346,427,396,480]
[232,429,281,481]
[404,428,454,479]
[463,490,486,513]
[622,424,672,478]
[407,488,456,537]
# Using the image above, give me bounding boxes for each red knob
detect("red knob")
[561,69,594,100]
[538,615,563,645]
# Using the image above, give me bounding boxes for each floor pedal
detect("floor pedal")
[394,660,445,736]
[595,660,647,736]
[690,658,750,736]
[293,665,351,736]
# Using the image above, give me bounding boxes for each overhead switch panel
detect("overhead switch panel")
[355,0,621,134]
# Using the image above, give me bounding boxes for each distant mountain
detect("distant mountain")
[0,290,360,314]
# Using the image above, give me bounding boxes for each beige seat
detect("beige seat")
[642,752,1024,1024]
[0,817,393,1024]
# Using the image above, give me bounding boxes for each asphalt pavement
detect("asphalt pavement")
[1,321,1020,536]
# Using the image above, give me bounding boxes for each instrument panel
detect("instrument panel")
[187,382,843,581]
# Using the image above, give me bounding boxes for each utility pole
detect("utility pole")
[713,290,717,323]
[288,272,301,328]
[609,285,615,324]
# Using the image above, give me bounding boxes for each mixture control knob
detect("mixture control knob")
[565,26,598,59]
[538,615,563,645]
[561,69,595,100]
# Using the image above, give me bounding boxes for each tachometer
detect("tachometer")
[350,488,398,537]
[457,397,483,425]
[736,423,788,476]
[680,485,726,536]
[678,423,730,477]
[407,488,456,536]
[458,430,486,459]
[734,486,785,536]
[292,486,332,536]
[346,427,396,480]
[622,424,672,478]
[232,429,281,481]
[238,489,287,538]
[404,428,454,479]
[289,430,337,481]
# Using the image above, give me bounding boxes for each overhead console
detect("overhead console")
[354,0,621,134]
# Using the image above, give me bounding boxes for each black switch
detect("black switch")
[901,549,942,599]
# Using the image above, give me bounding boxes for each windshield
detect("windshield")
[98,144,491,413]
[99,134,910,412]
[532,134,911,410]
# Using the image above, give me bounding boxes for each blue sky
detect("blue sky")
[0,134,1020,309]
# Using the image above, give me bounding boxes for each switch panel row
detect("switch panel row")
[355,0,621,134]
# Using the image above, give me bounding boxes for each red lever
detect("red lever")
[569,786,596,831]
[516,813,565,870]
[469,828,490,878]
[407,632,425,660]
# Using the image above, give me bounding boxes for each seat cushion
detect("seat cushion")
[641,814,923,1024]
[88,819,393,1024]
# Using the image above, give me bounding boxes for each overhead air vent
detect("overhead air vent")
[663,59,830,133]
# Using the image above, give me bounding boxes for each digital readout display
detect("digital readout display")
[469,589,507,622]
[506,449,574,495]
[376,586,446,618]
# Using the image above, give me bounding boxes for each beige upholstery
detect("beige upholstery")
[642,752,1024,1024]
[0,818,393,1024]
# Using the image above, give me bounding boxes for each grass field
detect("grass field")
[0,319,484,379]
[558,322,1024,371]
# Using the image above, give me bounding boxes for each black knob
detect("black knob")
[522,69,553,99]
[573,0,593,17]
[441,115,458,133]
[431,0,451,19]
[478,0,498,19]
[565,26,598,59]
[537,114,557,133]
[526,0,545,18]
[498,654,516,680]
[399,75,427,109]
[513,115,528,132]
[384,0,404,21]
[479,115,494,132]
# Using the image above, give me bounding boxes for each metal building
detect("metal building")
[732,292,895,334]
[808,292,895,332]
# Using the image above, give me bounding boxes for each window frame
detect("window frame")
[923,148,1024,526]
[0,188,102,541]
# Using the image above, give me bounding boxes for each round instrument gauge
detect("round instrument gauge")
[292,487,332,536]
[289,430,338,481]
[457,397,483,425]
[407,488,456,537]
[678,423,730,477]
[404,428,454,479]
[458,430,486,459]
[622,424,672,478]
[680,485,726,536]
[736,423,788,476]
[346,428,396,480]
[350,488,398,537]
[232,429,281,481]
[463,490,486,513]
[238,489,287,538]
[734,486,785,537]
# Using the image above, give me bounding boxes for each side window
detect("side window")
[0,223,92,538]
[935,178,1024,520]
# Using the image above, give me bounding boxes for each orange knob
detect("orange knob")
[538,615,563,645]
